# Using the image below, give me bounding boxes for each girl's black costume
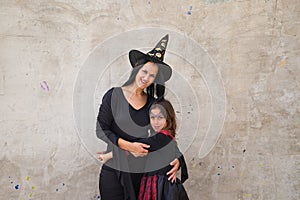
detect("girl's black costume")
[136,130,189,200]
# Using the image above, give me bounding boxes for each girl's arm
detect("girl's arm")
[97,151,113,163]
[136,132,185,183]
[135,133,172,152]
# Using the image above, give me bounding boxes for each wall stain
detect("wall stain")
[55,182,66,192]
[187,6,192,15]
[15,184,20,190]
[40,80,50,91]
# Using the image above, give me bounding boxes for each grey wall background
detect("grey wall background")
[0,0,299,199]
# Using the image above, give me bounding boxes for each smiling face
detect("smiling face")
[135,62,158,89]
[149,107,167,132]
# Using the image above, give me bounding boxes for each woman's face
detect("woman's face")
[135,62,158,89]
[150,107,167,132]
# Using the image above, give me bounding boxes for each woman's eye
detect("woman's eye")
[158,116,164,120]
[142,70,147,74]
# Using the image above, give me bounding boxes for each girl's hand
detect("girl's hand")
[97,151,113,164]
[166,158,180,183]
[131,152,147,157]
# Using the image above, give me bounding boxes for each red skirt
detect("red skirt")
[138,174,189,200]
[138,175,158,200]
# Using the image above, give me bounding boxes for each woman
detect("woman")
[96,35,180,200]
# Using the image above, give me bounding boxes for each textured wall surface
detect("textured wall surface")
[1,0,299,199]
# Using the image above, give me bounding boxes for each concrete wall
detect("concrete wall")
[1,0,299,199]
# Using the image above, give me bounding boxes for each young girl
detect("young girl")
[98,99,189,200]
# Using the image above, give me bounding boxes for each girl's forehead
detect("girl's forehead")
[150,106,167,116]
[150,107,161,113]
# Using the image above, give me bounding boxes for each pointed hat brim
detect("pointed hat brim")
[129,50,172,82]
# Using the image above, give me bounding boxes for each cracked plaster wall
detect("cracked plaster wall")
[0,0,299,199]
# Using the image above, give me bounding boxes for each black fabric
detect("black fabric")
[97,87,156,199]
[178,155,188,183]
[137,131,188,183]
[138,131,189,199]
[137,132,180,174]
[99,165,125,200]
[137,131,173,151]
[101,131,189,200]
[131,173,144,197]
[157,175,189,200]
[96,87,154,147]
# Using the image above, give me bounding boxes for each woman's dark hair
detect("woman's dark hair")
[122,62,166,99]
[155,84,165,100]
[150,99,177,136]
[122,64,143,87]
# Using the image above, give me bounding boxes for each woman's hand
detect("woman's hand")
[129,142,150,157]
[118,138,149,157]
[166,158,180,183]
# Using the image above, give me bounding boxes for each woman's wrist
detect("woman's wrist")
[118,138,133,152]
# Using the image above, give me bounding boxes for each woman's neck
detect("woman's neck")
[123,84,145,96]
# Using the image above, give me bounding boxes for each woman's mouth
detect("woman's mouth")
[140,79,147,85]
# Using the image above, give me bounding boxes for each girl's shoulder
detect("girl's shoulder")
[159,130,175,141]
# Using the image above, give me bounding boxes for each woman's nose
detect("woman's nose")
[143,74,150,81]
[144,73,150,81]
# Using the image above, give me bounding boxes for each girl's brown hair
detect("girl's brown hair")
[150,99,177,136]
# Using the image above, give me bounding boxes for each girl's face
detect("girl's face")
[135,62,158,89]
[150,107,167,132]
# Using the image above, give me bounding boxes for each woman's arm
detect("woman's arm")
[167,158,180,183]
[118,138,149,157]
[96,88,120,146]
[96,88,150,156]
[167,145,188,183]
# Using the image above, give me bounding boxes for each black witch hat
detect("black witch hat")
[129,34,172,82]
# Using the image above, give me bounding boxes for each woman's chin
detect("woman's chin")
[137,84,147,90]
[138,80,151,89]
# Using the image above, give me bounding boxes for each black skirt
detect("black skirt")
[100,165,140,200]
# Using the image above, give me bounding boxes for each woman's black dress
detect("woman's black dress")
[96,87,155,200]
